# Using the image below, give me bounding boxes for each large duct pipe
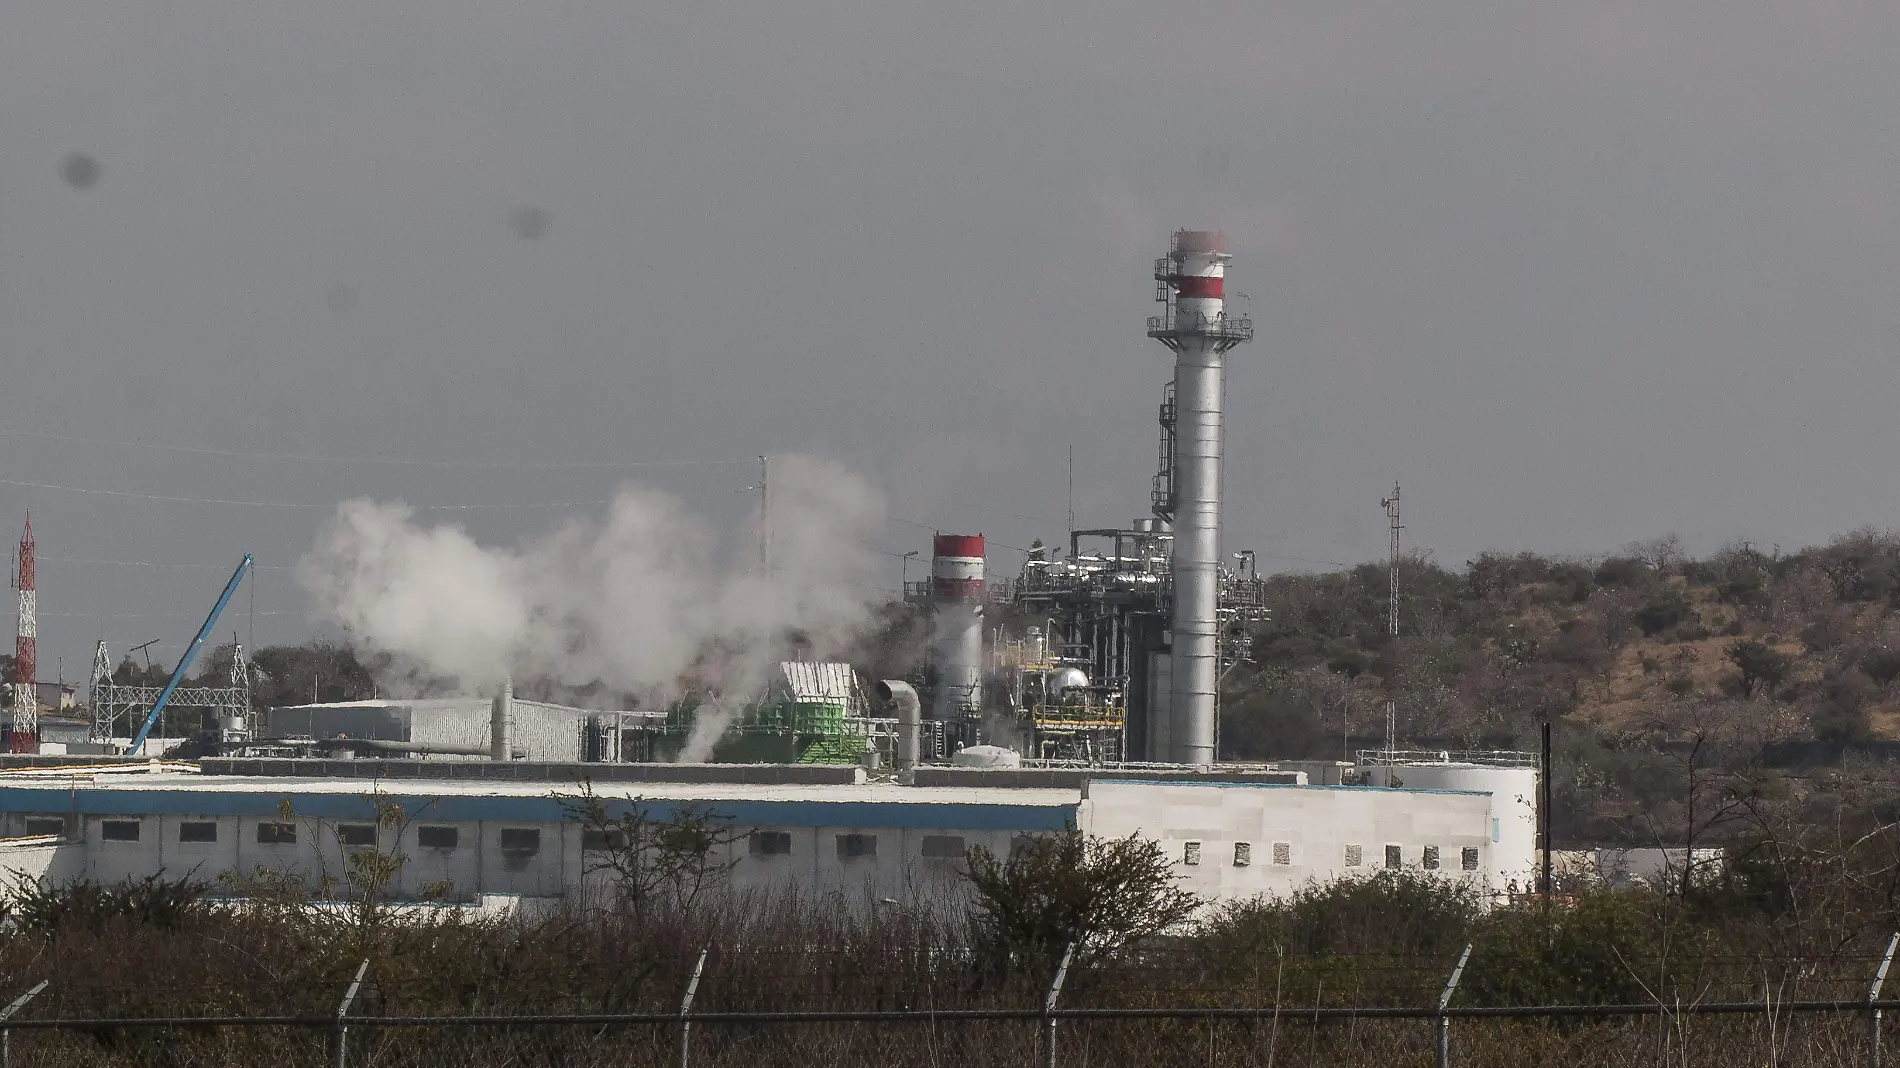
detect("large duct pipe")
[876,679,921,784]
[1149,230,1251,764]
[929,534,986,721]
[490,677,514,762]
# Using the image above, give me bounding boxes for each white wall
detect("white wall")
[4,779,1512,908]
[0,838,81,888]
[1081,781,1497,902]
[1358,765,1539,892]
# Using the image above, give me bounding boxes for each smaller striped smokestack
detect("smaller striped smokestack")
[929,534,985,722]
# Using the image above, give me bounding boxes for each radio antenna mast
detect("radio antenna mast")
[1381,484,1403,759]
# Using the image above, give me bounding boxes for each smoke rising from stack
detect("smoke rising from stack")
[298,455,886,735]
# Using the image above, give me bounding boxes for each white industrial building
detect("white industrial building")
[265,697,635,762]
[0,757,1537,912]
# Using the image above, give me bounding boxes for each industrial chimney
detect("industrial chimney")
[1148,232,1252,764]
[929,533,986,723]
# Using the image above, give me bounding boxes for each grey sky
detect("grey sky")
[4,1,1899,679]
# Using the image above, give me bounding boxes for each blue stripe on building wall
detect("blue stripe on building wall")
[0,789,1078,832]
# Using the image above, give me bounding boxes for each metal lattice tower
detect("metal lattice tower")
[89,639,253,749]
[1381,484,1403,758]
[10,516,36,751]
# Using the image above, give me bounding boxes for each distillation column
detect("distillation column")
[930,534,986,722]
[1148,232,1252,764]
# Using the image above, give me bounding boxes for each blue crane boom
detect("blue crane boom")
[127,553,254,754]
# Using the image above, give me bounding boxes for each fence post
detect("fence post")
[334,959,368,1068]
[1043,942,1076,1068]
[1436,944,1472,1068]
[1872,932,1899,1068]
[679,946,709,1068]
[0,980,48,1068]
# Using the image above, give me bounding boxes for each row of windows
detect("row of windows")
[33,818,977,860]
[1183,841,1481,872]
[62,820,973,861]
[67,819,530,854]
[746,831,967,860]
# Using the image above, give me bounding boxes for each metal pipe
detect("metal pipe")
[1044,942,1075,1068]
[877,680,921,784]
[490,677,514,762]
[1436,944,1472,1068]
[679,947,708,1068]
[1873,933,1898,1067]
[335,959,367,1068]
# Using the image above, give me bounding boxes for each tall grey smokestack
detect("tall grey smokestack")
[1148,231,1252,764]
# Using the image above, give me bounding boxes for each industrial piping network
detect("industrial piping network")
[1148,231,1252,764]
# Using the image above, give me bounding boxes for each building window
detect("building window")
[1462,847,1480,872]
[24,818,64,837]
[837,833,877,859]
[1272,842,1292,866]
[921,835,965,859]
[1384,844,1402,869]
[1423,845,1441,871]
[499,828,541,854]
[1009,834,1042,857]
[179,822,218,844]
[1344,844,1363,867]
[1232,842,1251,867]
[337,824,376,847]
[1183,841,1202,866]
[417,826,458,850]
[750,831,793,856]
[1492,818,1500,842]
[101,820,141,843]
[257,822,297,845]
[583,828,628,852]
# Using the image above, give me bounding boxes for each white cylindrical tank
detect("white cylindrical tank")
[1362,762,1539,892]
[930,534,986,721]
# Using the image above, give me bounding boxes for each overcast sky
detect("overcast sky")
[5,1,1900,678]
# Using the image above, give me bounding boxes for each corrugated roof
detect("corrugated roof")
[778,662,854,703]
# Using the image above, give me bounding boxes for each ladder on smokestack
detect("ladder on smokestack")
[1151,381,1176,521]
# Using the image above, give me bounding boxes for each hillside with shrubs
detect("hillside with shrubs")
[1221,529,1900,843]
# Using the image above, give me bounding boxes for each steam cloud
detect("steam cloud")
[298,456,887,733]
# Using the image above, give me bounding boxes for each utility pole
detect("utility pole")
[1381,484,1402,760]
[757,455,770,574]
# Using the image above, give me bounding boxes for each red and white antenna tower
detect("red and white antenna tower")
[10,515,36,753]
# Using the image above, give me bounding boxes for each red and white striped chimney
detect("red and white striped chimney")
[929,533,985,721]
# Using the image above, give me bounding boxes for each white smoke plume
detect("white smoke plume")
[298,455,887,734]
[677,700,735,764]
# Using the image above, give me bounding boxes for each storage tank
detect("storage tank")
[1361,762,1539,892]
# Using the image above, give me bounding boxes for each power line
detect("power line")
[39,556,295,572]
[0,427,757,471]
[0,477,610,511]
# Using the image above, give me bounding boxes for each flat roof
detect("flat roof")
[0,770,1083,830]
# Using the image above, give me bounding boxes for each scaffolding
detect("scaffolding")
[89,640,253,749]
